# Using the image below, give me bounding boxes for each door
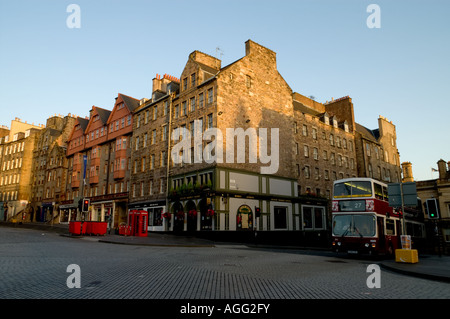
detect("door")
[377,217,386,253]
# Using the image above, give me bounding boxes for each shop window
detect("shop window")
[302,206,325,230]
[274,206,287,229]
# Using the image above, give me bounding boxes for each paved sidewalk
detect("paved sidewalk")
[380,254,450,283]
[2,221,449,283]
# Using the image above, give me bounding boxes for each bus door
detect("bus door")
[377,217,386,252]
[395,220,402,249]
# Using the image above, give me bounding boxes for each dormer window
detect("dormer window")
[323,113,329,125]
[332,117,338,128]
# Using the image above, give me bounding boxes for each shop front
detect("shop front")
[128,199,167,232]
[59,200,78,223]
[89,192,128,234]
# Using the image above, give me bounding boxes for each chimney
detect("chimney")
[152,74,162,93]
[437,159,447,180]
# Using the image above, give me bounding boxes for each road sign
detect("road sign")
[388,183,402,207]
[402,182,418,207]
[388,182,418,208]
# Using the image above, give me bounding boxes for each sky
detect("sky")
[0,0,449,181]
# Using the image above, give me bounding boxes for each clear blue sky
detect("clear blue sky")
[1,0,449,181]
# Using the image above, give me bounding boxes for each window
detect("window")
[302,206,325,230]
[160,178,164,193]
[304,166,310,179]
[153,105,157,120]
[162,125,167,141]
[246,75,252,88]
[183,77,188,91]
[199,93,204,108]
[152,130,156,145]
[191,73,196,87]
[302,125,308,136]
[164,101,168,116]
[190,97,196,112]
[304,145,309,157]
[207,88,213,104]
[207,113,213,129]
[150,155,155,170]
[182,101,187,116]
[330,153,336,165]
[135,136,139,150]
[313,148,318,160]
[274,206,287,229]
[312,128,317,140]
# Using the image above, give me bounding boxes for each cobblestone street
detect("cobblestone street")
[1,227,449,301]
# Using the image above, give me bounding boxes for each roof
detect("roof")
[119,93,140,112]
[355,123,379,143]
[77,117,89,131]
[293,99,322,117]
[94,107,111,125]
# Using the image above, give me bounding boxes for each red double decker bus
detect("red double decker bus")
[331,177,413,256]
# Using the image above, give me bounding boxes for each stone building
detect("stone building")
[64,94,140,232]
[123,39,403,245]
[412,159,450,254]
[354,115,402,183]
[0,118,43,221]
[128,75,177,231]
[29,114,76,223]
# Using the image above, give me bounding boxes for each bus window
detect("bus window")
[354,215,376,236]
[374,183,383,200]
[333,181,372,198]
[332,214,375,237]
[382,186,388,202]
[386,219,395,235]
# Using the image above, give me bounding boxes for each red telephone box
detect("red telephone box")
[127,210,148,237]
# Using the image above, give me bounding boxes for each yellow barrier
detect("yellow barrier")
[395,249,419,264]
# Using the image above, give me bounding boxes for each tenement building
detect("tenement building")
[355,115,402,183]
[30,114,76,223]
[64,94,140,232]
[2,40,404,245]
[122,40,404,246]
[0,118,43,222]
